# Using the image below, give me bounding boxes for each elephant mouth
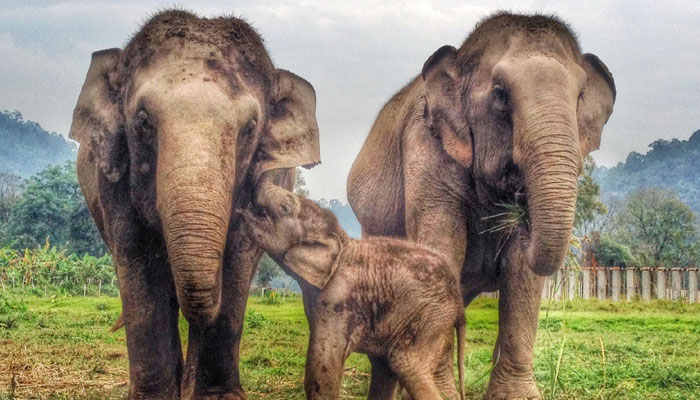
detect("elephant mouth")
[240,206,272,233]
[480,187,530,236]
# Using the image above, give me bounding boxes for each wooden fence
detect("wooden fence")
[540,267,700,303]
[480,267,699,303]
[478,236,700,303]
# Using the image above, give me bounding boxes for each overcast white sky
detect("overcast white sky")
[1,0,698,201]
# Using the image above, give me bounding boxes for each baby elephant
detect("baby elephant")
[242,185,465,400]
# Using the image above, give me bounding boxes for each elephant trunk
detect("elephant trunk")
[516,100,580,276]
[156,125,235,326]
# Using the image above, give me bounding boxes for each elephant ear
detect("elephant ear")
[69,48,127,183]
[283,235,340,290]
[254,69,321,181]
[283,201,342,289]
[422,45,473,168]
[578,53,616,156]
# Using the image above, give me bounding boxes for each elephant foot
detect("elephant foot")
[484,377,541,400]
[127,375,181,400]
[183,387,247,400]
[128,388,180,400]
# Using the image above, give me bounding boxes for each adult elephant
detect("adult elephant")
[70,10,319,399]
[347,13,615,399]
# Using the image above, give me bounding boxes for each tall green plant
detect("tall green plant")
[0,240,116,296]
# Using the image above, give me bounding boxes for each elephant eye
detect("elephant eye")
[576,90,585,111]
[135,108,155,137]
[491,85,509,113]
[240,119,257,137]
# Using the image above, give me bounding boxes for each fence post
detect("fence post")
[554,270,563,301]
[582,269,591,300]
[671,269,681,301]
[541,277,548,299]
[657,269,666,300]
[641,268,651,301]
[626,269,635,301]
[597,268,606,300]
[568,269,576,300]
[689,268,698,304]
[611,268,621,302]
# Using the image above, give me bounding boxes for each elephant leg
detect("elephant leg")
[484,259,544,400]
[432,335,460,400]
[367,356,399,400]
[304,328,348,400]
[116,251,183,400]
[181,242,261,400]
[390,353,442,400]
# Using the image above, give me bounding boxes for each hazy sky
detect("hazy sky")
[1,0,698,201]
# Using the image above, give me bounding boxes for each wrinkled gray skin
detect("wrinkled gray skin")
[70,10,319,399]
[347,13,615,399]
[242,182,466,400]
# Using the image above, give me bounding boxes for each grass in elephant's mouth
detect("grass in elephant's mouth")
[480,201,530,235]
[480,201,582,269]
[1,293,700,399]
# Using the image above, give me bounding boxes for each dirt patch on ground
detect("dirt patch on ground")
[1,342,128,399]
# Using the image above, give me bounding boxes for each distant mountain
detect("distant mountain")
[317,198,362,238]
[594,130,700,213]
[0,110,76,177]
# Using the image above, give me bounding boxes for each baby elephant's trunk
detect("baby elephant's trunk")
[456,313,466,400]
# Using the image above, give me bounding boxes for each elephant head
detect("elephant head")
[69,11,320,324]
[241,187,345,290]
[421,14,615,276]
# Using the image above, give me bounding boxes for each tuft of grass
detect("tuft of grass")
[480,202,530,235]
[481,201,582,269]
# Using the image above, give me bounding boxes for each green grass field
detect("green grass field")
[1,292,699,399]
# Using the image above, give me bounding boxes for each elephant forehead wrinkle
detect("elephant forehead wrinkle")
[128,59,261,126]
[118,10,274,88]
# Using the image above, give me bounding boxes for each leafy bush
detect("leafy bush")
[245,310,268,329]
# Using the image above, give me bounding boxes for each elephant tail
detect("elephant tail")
[109,313,124,333]
[456,312,466,400]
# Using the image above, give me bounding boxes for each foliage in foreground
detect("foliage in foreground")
[1,294,699,399]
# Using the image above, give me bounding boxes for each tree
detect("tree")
[255,254,280,287]
[0,172,22,244]
[0,172,22,224]
[593,235,635,268]
[615,187,699,268]
[294,167,309,197]
[69,202,107,256]
[7,161,106,255]
[574,155,607,237]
